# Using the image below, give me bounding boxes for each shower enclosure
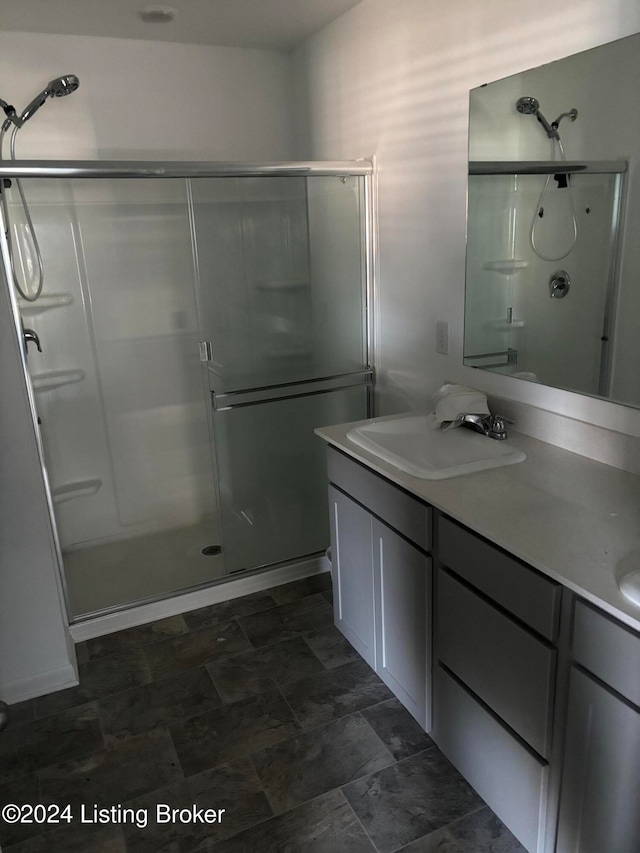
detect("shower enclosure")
[1,161,373,621]
[464,160,625,396]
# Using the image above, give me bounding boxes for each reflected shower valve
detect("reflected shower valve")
[549,270,571,299]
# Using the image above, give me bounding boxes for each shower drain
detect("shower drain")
[202,545,222,556]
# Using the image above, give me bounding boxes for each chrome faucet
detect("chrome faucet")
[459,413,514,441]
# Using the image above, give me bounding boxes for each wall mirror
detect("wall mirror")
[464,32,640,409]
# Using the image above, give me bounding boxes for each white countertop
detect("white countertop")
[316,413,640,633]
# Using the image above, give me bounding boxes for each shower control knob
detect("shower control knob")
[549,270,571,299]
[23,327,42,352]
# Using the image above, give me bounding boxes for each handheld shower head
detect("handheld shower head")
[47,75,80,98]
[515,95,558,139]
[0,74,79,305]
[20,74,80,123]
[516,96,540,115]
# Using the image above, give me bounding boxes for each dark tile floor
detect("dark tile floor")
[0,574,525,853]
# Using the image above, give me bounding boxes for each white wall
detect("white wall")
[0,32,294,160]
[292,0,640,439]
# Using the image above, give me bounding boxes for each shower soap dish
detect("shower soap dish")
[19,293,73,313]
[483,260,529,275]
[52,479,102,504]
[31,369,85,391]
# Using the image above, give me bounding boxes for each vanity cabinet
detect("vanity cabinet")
[433,516,561,853]
[322,442,640,853]
[555,601,640,853]
[327,448,431,727]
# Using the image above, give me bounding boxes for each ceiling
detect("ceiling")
[0,0,364,51]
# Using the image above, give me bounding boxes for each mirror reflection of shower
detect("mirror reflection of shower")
[0,75,80,302]
[516,95,578,261]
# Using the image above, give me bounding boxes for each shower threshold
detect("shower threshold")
[68,552,330,641]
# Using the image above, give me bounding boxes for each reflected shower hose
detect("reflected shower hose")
[530,136,577,262]
[0,123,45,302]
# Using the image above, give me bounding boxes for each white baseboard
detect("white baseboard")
[70,555,330,643]
[1,662,79,705]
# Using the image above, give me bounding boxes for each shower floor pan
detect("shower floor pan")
[63,517,224,619]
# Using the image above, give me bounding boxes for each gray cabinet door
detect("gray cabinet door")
[556,666,640,853]
[328,485,376,668]
[373,518,430,728]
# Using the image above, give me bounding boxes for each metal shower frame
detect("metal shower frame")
[0,157,378,625]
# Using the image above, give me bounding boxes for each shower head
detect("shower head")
[515,95,558,140]
[516,96,540,115]
[20,74,80,123]
[48,75,80,98]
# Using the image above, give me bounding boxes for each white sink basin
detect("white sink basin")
[347,414,526,480]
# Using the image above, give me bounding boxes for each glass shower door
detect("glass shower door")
[212,384,369,574]
[190,174,370,573]
[190,175,367,390]
[13,177,223,617]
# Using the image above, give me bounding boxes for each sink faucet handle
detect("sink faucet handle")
[487,414,514,439]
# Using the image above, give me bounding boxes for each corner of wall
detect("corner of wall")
[0,266,76,704]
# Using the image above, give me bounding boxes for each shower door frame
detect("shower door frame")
[0,159,376,625]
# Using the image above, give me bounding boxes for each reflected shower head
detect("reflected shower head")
[516,96,540,115]
[20,74,80,123]
[515,95,558,139]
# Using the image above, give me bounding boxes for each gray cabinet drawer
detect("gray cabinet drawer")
[438,570,556,757]
[434,665,548,853]
[327,447,431,551]
[438,516,560,640]
[573,600,640,707]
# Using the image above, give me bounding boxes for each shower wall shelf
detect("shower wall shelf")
[51,479,102,505]
[31,368,85,391]
[18,293,73,313]
[464,348,518,369]
[483,261,529,275]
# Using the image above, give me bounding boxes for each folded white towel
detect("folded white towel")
[432,383,490,430]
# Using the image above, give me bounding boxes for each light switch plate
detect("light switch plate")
[436,321,450,355]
